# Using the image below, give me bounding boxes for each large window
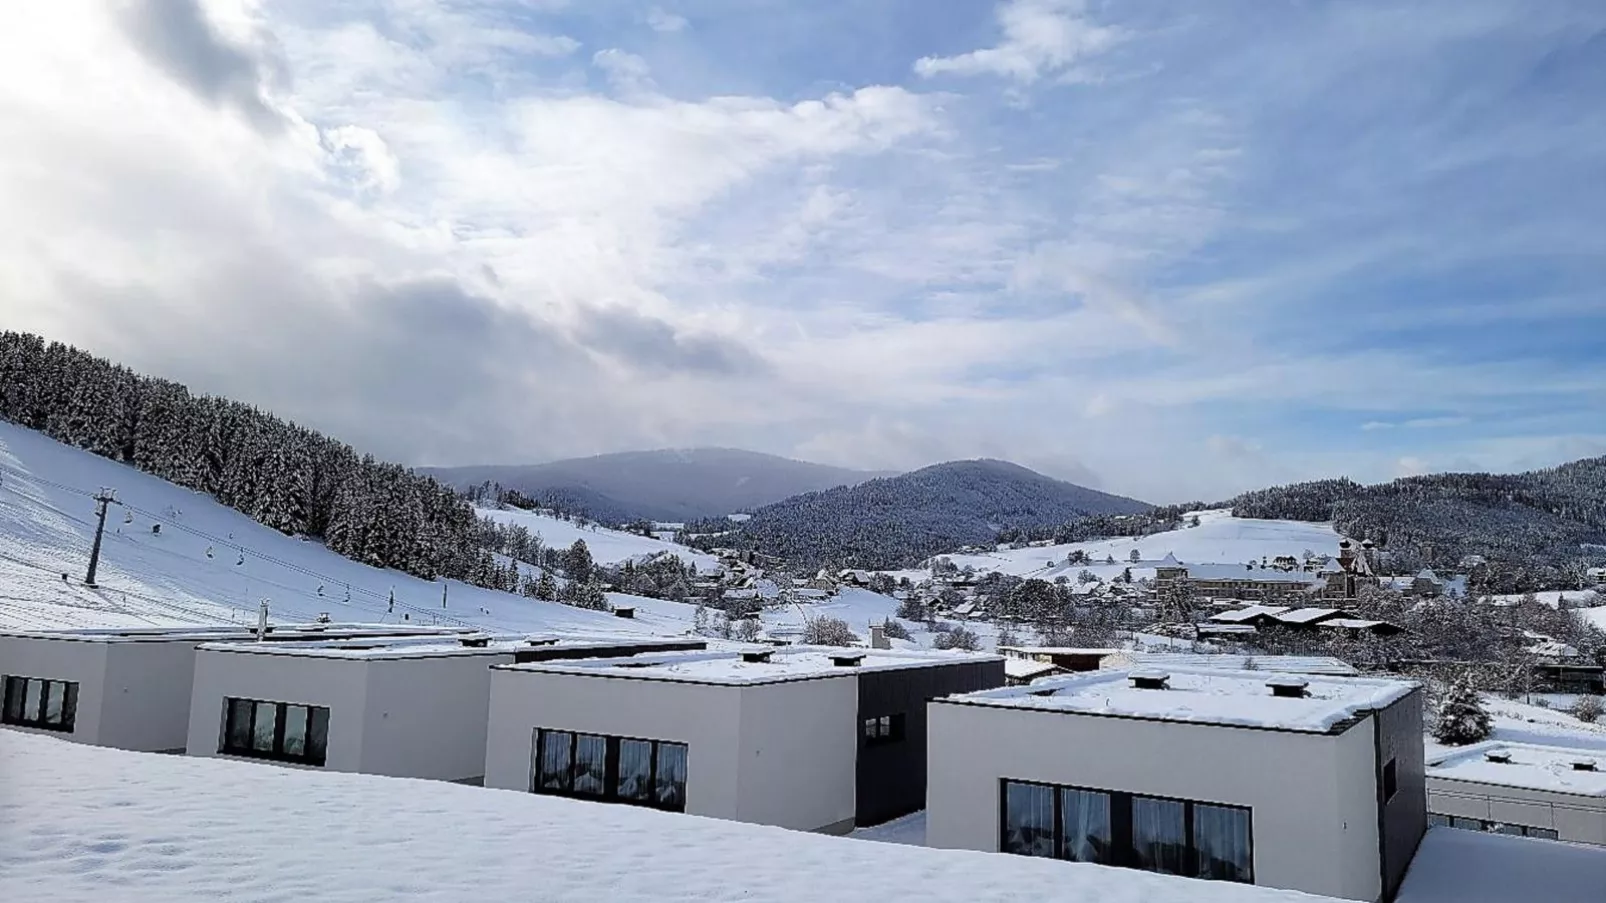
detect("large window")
[1429,813,1558,841]
[220,697,329,766]
[1001,780,1252,884]
[1,676,77,732]
[533,728,687,813]
[862,713,906,746]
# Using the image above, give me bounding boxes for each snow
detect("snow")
[189,633,702,661]
[1115,652,1359,676]
[850,810,928,846]
[1005,658,1062,680]
[1426,741,1606,796]
[0,420,679,637]
[1395,827,1606,903]
[1487,589,1601,609]
[478,505,721,572]
[1425,695,1606,762]
[505,646,1002,685]
[1209,604,1290,623]
[1579,605,1606,631]
[959,667,1418,733]
[0,732,1337,903]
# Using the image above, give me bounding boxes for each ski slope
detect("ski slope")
[892,509,1345,582]
[478,505,721,572]
[0,421,674,636]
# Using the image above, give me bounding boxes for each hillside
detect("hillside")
[425,449,890,523]
[1225,459,1606,592]
[726,459,1150,570]
[477,506,722,573]
[0,418,665,636]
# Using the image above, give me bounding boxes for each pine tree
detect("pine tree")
[1432,679,1493,746]
[563,539,594,583]
[535,571,559,601]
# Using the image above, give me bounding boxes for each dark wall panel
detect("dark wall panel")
[1375,688,1426,900]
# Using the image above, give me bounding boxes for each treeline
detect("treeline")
[0,331,486,586]
[998,502,1207,545]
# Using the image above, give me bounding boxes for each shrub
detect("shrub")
[803,616,859,646]
[1432,680,1493,746]
[1570,695,1603,724]
[934,625,982,651]
[880,618,912,641]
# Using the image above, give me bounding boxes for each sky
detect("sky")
[2,0,1603,504]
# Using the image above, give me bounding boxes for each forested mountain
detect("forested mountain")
[1225,462,1606,592]
[715,459,1151,570]
[425,449,890,523]
[0,332,487,587]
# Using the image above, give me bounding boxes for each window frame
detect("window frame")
[1382,757,1398,803]
[531,728,688,813]
[1,675,78,733]
[861,713,907,746]
[1432,814,1561,842]
[218,696,330,766]
[998,778,1253,884]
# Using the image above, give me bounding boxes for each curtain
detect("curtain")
[537,730,572,791]
[618,739,653,801]
[2,677,23,722]
[252,701,279,753]
[226,699,252,750]
[572,734,607,795]
[282,705,309,756]
[305,707,330,764]
[1131,797,1186,875]
[24,678,42,722]
[654,742,688,810]
[1002,782,1055,858]
[1194,804,1253,882]
[1060,789,1112,864]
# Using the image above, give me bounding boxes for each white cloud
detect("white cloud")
[914,0,1122,84]
[592,48,654,94]
[644,6,689,33]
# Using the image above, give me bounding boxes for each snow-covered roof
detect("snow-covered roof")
[195,634,696,661]
[999,646,1122,657]
[1,730,1346,903]
[948,666,1412,733]
[1208,604,1290,623]
[0,623,468,645]
[1426,742,1606,797]
[1416,569,1440,581]
[1318,618,1392,631]
[1116,652,1360,676]
[1004,659,1061,680]
[1273,607,1352,625]
[1177,564,1322,585]
[1396,826,1606,903]
[498,646,1003,686]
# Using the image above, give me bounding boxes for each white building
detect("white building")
[927,667,1425,902]
[1426,741,1606,846]
[0,624,465,752]
[186,634,705,783]
[483,646,1004,833]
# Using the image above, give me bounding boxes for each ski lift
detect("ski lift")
[151,524,161,536]
[317,585,325,596]
[236,552,245,566]
[206,546,214,558]
[123,509,133,525]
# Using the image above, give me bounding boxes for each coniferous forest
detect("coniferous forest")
[0,331,486,587]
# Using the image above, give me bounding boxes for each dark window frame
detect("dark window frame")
[531,728,688,813]
[1,675,78,733]
[999,778,1253,885]
[1382,757,1398,802]
[862,713,907,746]
[1432,814,1560,841]
[219,696,329,766]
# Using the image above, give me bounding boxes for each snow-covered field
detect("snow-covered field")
[1395,827,1604,903]
[0,730,1342,903]
[889,509,1346,583]
[478,505,722,572]
[0,421,665,636]
[1423,695,1606,761]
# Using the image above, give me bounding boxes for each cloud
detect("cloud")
[914,0,1122,84]
[116,0,285,132]
[1362,416,1471,431]
[644,6,689,33]
[571,306,769,377]
[592,48,654,94]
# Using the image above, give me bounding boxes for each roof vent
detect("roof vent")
[458,635,491,648]
[525,637,560,647]
[1129,669,1170,690]
[613,607,636,619]
[1484,751,1513,764]
[1029,688,1058,698]
[1266,676,1310,698]
[741,650,773,664]
[1572,760,1598,772]
[831,652,867,667]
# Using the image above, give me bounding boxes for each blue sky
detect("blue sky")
[2,0,1603,502]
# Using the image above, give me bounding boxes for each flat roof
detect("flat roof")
[0,623,468,645]
[195,634,701,661]
[1117,652,1360,676]
[1426,742,1606,797]
[943,667,1416,733]
[496,646,1002,686]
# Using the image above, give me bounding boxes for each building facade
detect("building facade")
[1426,742,1606,846]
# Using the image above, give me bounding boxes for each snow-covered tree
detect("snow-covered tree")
[803,617,858,646]
[1432,680,1493,746]
[563,539,594,583]
[934,625,982,651]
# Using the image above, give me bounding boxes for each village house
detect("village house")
[1426,742,1606,846]
[1154,541,1381,603]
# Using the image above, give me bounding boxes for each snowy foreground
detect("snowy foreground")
[0,731,1336,903]
[1395,826,1606,903]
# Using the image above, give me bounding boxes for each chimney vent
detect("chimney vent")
[741,650,773,664]
[1572,760,1598,772]
[1129,669,1170,690]
[832,652,867,667]
[459,634,491,648]
[525,637,559,647]
[1484,751,1512,764]
[1266,676,1310,698]
[1030,687,1058,698]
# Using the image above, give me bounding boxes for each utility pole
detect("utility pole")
[85,488,117,587]
[442,583,448,609]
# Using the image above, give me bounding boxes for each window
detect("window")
[1001,780,1252,884]
[1428,813,1451,828]
[220,697,329,766]
[1432,815,1561,841]
[862,713,906,746]
[1,676,78,732]
[532,728,687,813]
[1382,758,1398,802]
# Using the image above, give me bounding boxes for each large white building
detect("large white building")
[483,646,1004,833]
[185,633,704,782]
[927,667,1424,902]
[1426,741,1606,846]
[0,624,466,752]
